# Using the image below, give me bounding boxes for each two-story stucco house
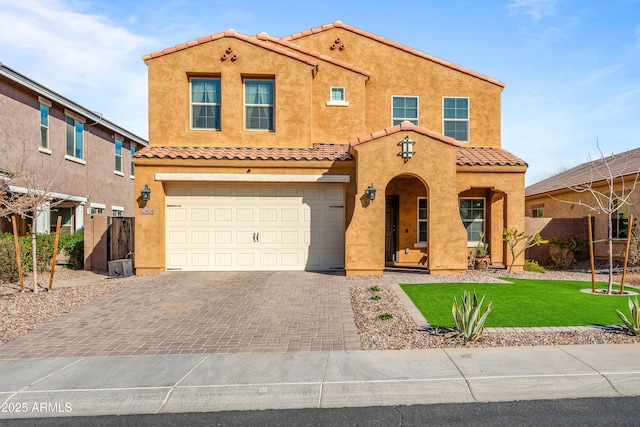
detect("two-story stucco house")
[134,21,527,276]
[0,62,147,269]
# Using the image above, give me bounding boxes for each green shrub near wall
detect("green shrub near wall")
[0,239,19,282]
[0,231,85,281]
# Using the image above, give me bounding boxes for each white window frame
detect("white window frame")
[112,205,124,217]
[130,144,136,179]
[190,78,221,130]
[244,79,275,131]
[114,135,123,175]
[460,197,485,245]
[417,197,428,244]
[443,96,469,143]
[327,87,349,106]
[392,95,419,126]
[64,110,85,163]
[39,97,51,153]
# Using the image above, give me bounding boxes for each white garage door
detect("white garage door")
[165,183,345,271]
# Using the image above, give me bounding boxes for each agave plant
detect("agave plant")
[452,291,493,343]
[616,296,640,336]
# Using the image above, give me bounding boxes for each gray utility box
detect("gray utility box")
[108,259,133,278]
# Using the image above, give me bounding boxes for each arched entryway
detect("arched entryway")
[385,175,429,269]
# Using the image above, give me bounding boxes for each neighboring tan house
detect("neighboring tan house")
[134,21,527,276]
[525,147,640,261]
[0,62,148,270]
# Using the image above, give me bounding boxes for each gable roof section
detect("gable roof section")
[0,62,147,146]
[350,121,463,148]
[349,121,526,167]
[283,21,506,88]
[142,30,318,68]
[254,33,371,77]
[135,144,352,161]
[526,147,640,197]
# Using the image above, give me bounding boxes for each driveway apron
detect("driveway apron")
[0,271,363,359]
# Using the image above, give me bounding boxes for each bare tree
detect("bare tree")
[0,133,64,292]
[551,143,640,294]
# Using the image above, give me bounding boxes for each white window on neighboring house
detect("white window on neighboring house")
[532,206,544,218]
[130,145,135,178]
[244,79,274,130]
[459,198,485,243]
[392,96,418,125]
[191,78,221,129]
[417,197,428,243]
[65,112,85,161]
[611,199,629,238]
[443,97,469,142]
[112,206,124,217]
[39,98,51,151]
[114,136,123,175]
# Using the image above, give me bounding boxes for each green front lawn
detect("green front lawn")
[400,279,634,328]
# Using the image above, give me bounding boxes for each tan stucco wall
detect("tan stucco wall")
[287,28,503,147]
[347,131,469,275]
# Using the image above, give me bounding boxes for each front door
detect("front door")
[385,196,399,263]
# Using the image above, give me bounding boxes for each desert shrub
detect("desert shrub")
[0,239,18,282]
[58,231,84,269]
[616,296,640,336]
[547,234,586,269]
[451,291,492,343]
[524,259,546,273]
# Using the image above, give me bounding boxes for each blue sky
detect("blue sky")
[1,0,639,185]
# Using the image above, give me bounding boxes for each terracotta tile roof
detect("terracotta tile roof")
[134,144,352,161]
[254,33,371,77]
[350,121,463,148]
[456,147,528,167]
[142,30,319,68]
[526,147,640,197]
[282,21,506,88]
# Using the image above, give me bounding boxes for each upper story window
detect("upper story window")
[39,102,50,149]
[327,87,349,107]
[531,206,544,218]
[191,78,221,130]
[459,198,484,243]
[443,97,469,142]
[245,79,274,131]
[130,145,135,178]
[114,136,123,174]
[417,197,428,243]
[392,96,418,125]
[65,113,84,160]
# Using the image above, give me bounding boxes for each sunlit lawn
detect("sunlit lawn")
[400,279,634,328]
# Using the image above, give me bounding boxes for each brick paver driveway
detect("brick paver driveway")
[0,271,363,359]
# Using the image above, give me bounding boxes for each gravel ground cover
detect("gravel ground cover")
[350,267,640,349]
[2,265,640,350]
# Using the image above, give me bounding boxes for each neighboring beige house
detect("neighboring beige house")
[134,21,527,276]
[0,62,147,269]
[525,147,640,261]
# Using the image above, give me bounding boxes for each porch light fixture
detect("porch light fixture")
[141,185,151,202]
[366,183,377,201]
[398,136,415,163]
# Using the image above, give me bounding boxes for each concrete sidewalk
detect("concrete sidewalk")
[1,343,639,419]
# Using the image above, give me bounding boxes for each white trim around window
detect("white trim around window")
[443,96,469,143]
[244,78,275,131]
[326,87,349,106]
[417,197,428,244]
[459,197,485,245]
[392,95,419,126]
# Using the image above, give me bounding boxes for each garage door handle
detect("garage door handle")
[253,232,260,243]
[253,232,256,242]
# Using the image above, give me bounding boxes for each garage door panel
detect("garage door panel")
[166,183,344,271]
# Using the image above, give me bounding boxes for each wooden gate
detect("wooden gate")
[108,217,135,265]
